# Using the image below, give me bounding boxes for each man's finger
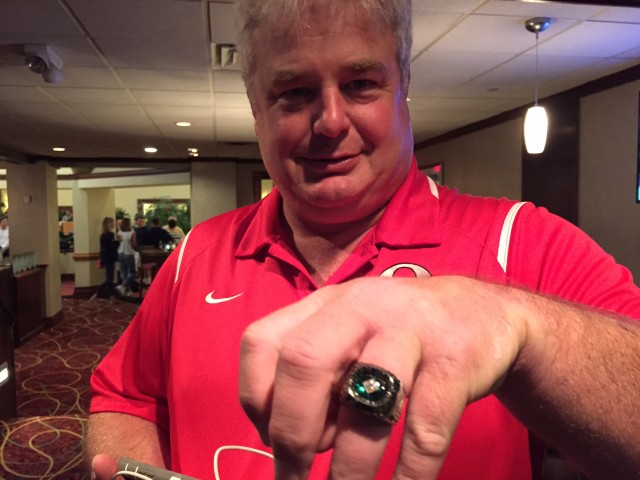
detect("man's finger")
[91,453,118,480]
[239,289,332,443]
[394,370,466,479]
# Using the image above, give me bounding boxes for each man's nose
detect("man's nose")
[312,88,350,138]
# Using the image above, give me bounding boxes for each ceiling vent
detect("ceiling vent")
[212,43,238,69]
[209,2,240,69]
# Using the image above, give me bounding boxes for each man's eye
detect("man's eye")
[348,79,374,90]
[280,88,310,101]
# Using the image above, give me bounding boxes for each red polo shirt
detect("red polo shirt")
[91,161,640,479]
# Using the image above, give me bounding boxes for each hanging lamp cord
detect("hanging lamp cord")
[534,31,540,106]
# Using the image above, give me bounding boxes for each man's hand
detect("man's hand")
[239,276,529,479]
[86,413,169,480]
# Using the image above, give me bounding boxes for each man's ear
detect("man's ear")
[404,70,411,97]
[250,99,260,137]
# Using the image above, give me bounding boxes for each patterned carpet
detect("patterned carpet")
[0,297,138,479]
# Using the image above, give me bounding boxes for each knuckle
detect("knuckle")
[241,322,273,353]
[404,419,451,458]
[279,334,326,373]
[269,422,314,461]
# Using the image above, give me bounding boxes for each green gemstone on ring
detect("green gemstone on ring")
[354,375,387,401]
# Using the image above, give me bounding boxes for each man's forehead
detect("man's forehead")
[271,59,388,82]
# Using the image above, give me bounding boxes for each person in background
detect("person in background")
[87,1,640,479]
[0,215,8,258]
[115,218,136,296]
[162,215,185,244]
[145,217,172,249]
[133,213,148,248]
[97,217,119,299]
[62,209,73,222]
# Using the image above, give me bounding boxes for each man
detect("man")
[87,1,640,479]
[145,216,173,248]
[133,213,148,247]
[163,215,185,244]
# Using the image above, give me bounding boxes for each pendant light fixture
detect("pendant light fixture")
[524,17,550,154]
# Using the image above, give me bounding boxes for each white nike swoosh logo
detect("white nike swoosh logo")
[205,290,243,304]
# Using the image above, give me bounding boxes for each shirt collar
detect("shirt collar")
[236,158,442,259]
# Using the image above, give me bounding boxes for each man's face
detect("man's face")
[136,218,145,227]
[0,219,6,228]
[250,7,413,227]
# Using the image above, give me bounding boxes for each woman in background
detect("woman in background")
[97,217,119,299]
[116,218,137,296]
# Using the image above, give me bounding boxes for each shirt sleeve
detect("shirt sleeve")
[89,250,179,429]
[507,204,640,319]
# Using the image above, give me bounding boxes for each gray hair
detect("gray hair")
[237,0,412,104]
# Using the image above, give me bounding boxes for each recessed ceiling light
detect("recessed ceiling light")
[52,147,65,152]
[176,121,191,127]
[144,147,158,153]
[188,148,198,153]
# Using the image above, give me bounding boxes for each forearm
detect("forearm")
[497,291,640,478]
[86,412,169,470]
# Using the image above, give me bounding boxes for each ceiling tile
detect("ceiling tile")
[412,0,484,14]
[3,102,76,117]
[410,51,515,94]
[116,68,211,91]
[144,104,214,118]
[591,6,640,23]
[66,0,206,42]
[43,87,135,104]
[97,38,210,70]
[477,0,608,20]
[428,14,533,54]
[540,21,640,57]
[212,70,246,93]
[0,85,58,102]
[0,1,84,37]
[131,90,212,106]
[412,12,467,58]
[214,92,250,109]
[215,107,256,143]
[68,103,147,116]
[52,67,123,89]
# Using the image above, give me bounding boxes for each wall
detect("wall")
[58,189,72,208]
[72,186,116,288]
[522,94,580,225]
[115,185,191,218]
[190,162,237,226]
[415,80,640,284]
[237,161,267,207]
[59,184,191,218]
[580,79,640,281]
[415,118,523,200]
[6,162,61,318]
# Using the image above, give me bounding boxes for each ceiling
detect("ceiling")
[0,0,639,166]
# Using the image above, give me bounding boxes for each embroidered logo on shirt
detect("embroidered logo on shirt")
[379,263,431,278]
[205,290,243,304]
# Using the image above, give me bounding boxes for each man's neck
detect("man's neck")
[282,207,384,286]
